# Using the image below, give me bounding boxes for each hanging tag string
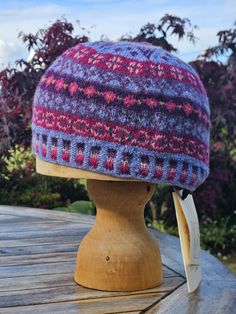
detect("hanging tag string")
[169,186,191,200]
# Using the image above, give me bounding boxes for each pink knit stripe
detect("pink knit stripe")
[63,44,206,94]
[40,75,209,124]
[33,105,209,164]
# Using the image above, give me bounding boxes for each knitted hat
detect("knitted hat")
[32,41,210,191]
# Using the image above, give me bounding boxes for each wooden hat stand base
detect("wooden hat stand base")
[36,158,163,291]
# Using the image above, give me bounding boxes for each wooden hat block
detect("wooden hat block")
[36,157,163,291]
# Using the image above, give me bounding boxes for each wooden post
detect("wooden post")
[36,158,163,291]
[74,179,163,291]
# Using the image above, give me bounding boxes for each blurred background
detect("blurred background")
[0,0,235,272]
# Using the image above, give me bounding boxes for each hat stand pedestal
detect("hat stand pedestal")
[36,157,163,291]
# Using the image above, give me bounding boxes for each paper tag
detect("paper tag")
[172,189,201,293]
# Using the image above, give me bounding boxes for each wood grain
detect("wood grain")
[2,292,165,314]
[0,205,95,223]
[0,205,235,313]
[0,252,76,266]
[146,279,236,314]
[0,273,184,293]
[74,180,163,291]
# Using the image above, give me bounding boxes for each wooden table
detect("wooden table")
[0,205,235,314]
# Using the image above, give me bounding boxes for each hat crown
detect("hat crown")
[32,40,210,191]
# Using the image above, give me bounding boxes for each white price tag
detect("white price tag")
[172,189,201,293]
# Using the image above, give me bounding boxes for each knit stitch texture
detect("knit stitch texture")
[32,41,210,191]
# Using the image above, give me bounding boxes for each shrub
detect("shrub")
[54,200,96,215]
[0,147,89,208]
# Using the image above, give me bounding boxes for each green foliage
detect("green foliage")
[152,220,178,237]
[0,147,89,208]
[200,217,236,257]
[54,200,95,215]
[150,207,236,257]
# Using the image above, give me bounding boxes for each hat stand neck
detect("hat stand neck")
[36,158,163,291]
[74,179,163,291]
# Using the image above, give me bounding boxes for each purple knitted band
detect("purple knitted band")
[32,41,210,191]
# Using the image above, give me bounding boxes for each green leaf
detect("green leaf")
[69,200,95,215]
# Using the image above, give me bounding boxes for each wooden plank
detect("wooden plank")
[0,252,76,266]
[150,229,185,277]
[0,206,234,314]
[0,218,72,226]
[0,205,95,223]
[151,228,236,281]
[0,243,79,257]
[0,227,90,240]
[0,261,75,278]
[112,312,139,314]
[0,222,87,233]
[114,312,139,314]
[0,260,178,280]
[162,266,183,278]
[145,279,236,314]
[0,235,85,248]
[0,273,184,293]
[0,292,165,314]
[0,256,176,277]
[0,225,88,238]
[0,215,36,224]
[0,225,84,238]
[0,273,73,292]
[0,215,94,226]
[162,264,184,279]
[199,250,236,281]
[0,214,18,218]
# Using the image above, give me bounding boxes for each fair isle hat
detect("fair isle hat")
[32,41,210,192]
